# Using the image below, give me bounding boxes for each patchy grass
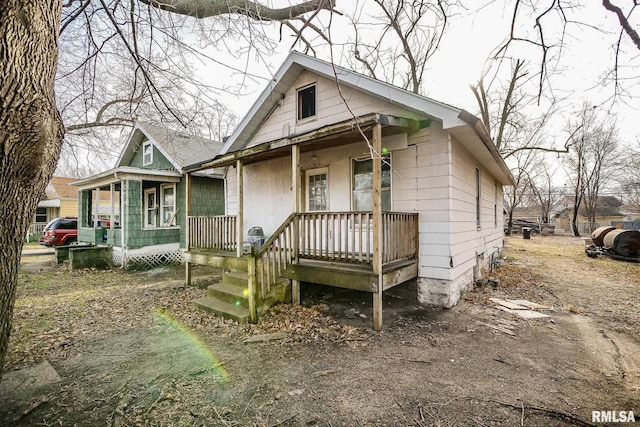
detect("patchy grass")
[499,234,640,337]
[9,262,223,370]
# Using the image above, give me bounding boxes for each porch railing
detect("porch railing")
[188,215,237,251]
[29,223,47,235]
[297,212,419,264]
[253,211,419,300]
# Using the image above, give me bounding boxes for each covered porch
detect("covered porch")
[73,167,183,268]
[184,113,423,330]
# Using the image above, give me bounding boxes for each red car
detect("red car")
[39,217,78,246]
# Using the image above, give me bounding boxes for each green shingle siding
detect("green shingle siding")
[190,176,225,216]
[117,171,224,250]
[129,138,175,170]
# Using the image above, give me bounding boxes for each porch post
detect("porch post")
[372,119,384,331]
[95,188,100,227]
[185,172,192,285]
[109,184,115,232]
[236,160,244,258]
[247,253,258,323]
[291,145,301,304]
[120,179,127,268]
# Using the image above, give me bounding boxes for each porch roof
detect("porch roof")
[71,166,182,191]
[184,113,424,170]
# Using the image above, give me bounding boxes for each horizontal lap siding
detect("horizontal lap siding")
[449,137,504,279]
[244,157,293,237]
[393,125,453,281]
[248,71,410,148]
[225,166,238,216]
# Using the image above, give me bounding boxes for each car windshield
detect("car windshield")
[43,218,61,231]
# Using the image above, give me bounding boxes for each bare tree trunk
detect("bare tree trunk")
[506,208,514,236]
[0,2,64,375]
[570,211,580,237]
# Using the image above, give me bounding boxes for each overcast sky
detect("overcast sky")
[197,1,638,146]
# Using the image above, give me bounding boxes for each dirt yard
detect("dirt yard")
[2,235,639,426]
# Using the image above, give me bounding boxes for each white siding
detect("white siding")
[243,156,293,237]
[247,71,417,147]
[224,166,238,215]
[449,136,504,283]
[411,124,454,281]
[227,87,507,308]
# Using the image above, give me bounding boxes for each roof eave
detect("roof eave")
[457,110,515,186]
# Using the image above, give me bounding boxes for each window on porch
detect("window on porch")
[35,207,47,223]
[161,184,176,226]
[144,188,157,228]
[352,155,391,211]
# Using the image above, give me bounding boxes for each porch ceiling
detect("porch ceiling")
[71,166,181,191]
[187,113,425,169]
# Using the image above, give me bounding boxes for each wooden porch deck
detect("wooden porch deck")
[283,257,418,293]
[185,211,419,329]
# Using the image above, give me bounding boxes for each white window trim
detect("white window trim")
[144,188,157,228]
[351,154,392,212]
[305,167,329,212]
[160,183,177,226]
[296,83,317,123]
[143,141,153,166]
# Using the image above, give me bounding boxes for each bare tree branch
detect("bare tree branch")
[139,0,336,21]
[603,0,640,50]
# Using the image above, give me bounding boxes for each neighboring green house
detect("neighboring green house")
[72,121,226,269]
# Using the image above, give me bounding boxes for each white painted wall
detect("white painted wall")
[224,166,238,215]
[416,135,505,307]
[248,70,412,147]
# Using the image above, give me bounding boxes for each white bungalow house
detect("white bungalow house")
[183,52,514,329]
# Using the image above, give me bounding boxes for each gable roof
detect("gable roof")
[202,51,513,185]
[117,121,224,174]
[43,177,78,201]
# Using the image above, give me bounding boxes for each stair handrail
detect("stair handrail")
[246,213,299,322]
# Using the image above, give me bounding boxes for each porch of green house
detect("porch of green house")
[184,211,419,330]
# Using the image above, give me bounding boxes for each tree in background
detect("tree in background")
[619,143,640,217]
[564,103,620,236]
[0,0,334,375]
[529,161,565,225]
[344,0,456,94]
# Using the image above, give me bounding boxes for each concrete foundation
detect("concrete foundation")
[418,250,499,308]
[417,269,474,308]
[69,246,113,270]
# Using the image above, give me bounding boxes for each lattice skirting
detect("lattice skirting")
[112,246,183,271]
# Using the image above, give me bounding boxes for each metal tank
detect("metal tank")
[591,226,616,247]
[602,229,640,258]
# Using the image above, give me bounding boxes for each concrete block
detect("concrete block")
[69,246,113,270]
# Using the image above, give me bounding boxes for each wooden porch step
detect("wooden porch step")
[192,296,249,323]
[207,281,249,308]
[184,250,248,272]
[222,271,249,287]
